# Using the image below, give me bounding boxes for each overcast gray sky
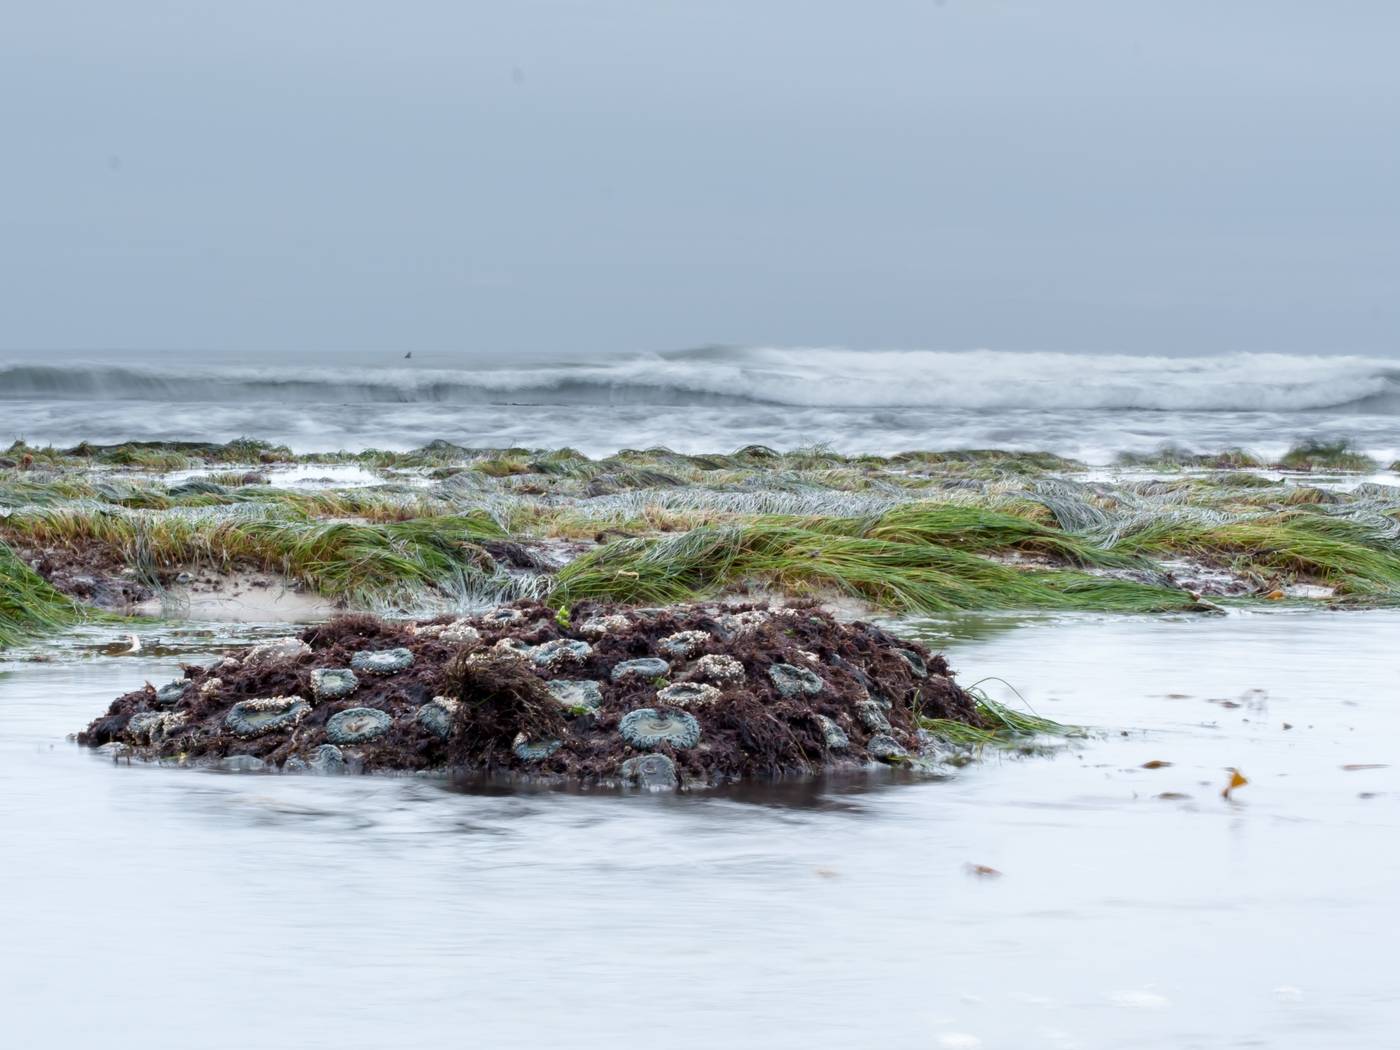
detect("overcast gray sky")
[2,1,1398,360]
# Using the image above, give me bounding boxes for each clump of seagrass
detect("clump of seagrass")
[440,650,568,766]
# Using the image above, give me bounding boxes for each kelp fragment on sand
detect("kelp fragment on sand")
[76,600,987,788]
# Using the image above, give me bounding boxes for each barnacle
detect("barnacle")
[577,613,631,639]
[657,630,710,659]
[656,682,721,708]
[690,654,745,683]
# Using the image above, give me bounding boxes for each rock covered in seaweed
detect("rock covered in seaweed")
[76,599,982,787]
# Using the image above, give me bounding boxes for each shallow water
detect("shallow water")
[3,610,1397,1048]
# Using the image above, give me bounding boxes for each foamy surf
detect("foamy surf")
[4,348,1400,412]
[2,347,1398,463]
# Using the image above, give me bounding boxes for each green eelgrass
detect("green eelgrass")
[0,541,85,647]
[919,686,1079,749]
[1114,510,1400,595]
[549,518,1201,614]
[0,508,508,604]
[1275,439,1376,473]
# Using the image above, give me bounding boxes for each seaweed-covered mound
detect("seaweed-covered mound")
[77,600,981,787]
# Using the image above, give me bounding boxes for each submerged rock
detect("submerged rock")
[308,744,346,775]
[350,648,414,676]
[620,753,678,789]
[619,708,702,750]
[325,707,393,744]
[218,755,267,773]
[512,734,563,762]
[867,734,909,762]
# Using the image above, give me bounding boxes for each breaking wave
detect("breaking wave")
[2,348,1398,412]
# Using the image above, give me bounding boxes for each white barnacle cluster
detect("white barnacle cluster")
[127,710,188,744]
[530,638,593,670]
[490,637,533,663]
[657,629,710,659]
[480,606,528,627]
[242,695,304,713]
[440,620,482,646]
[243,637,311,666]
[717,609,771,637]
[429,695,460,716]
[199,677,223,696]
[690,653,745,683]
[577,613,631,639]
[412,618,481,646]
[656,682,721,708]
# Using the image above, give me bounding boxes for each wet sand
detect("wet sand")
[2,609,1396,1048]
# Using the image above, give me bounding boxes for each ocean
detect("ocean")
[4,346,1399,461]
[4,346,1400,1048]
